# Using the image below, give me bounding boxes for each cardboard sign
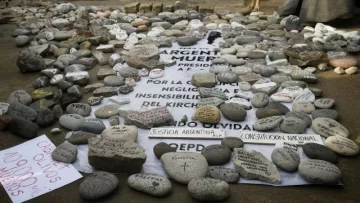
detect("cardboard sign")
[239,132,323,145]
[148,128,225,139]
[0,135,82,203]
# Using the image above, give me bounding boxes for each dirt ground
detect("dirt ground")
[1,1,360,203]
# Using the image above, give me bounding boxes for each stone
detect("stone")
[177,36,198,46]
[80,118,106,134]
[188,178,230,201]
[102,124,138,142]
[88,96,103,106]
[125,107,175,129]
[286,111,312,127]
[270,92,294,103]
[85,83,105,93]
[104,76,125,87]
[65,71,90,86]
[298,160,341,184]
[50,74,64,85]
[217,71,238,83]
[59,114,85,131]
[15,35,30,47]
[197,97,224,108]
[292,101,316,114]
[97,68,117,80]
[194,106,221,124]
[294,88,315,103]
[312,117,349,138]
[125,2,140,13]
[303,143,338,163]
[31,86,58,100]
[149,69,165,79]
[281,86,304,98]
[266,101,290,115]
[314,98,335,109]
[239,82,251,91]
[236,35,263,45]
[95,104,120,119]
[270,73,292,84]
[251,79,280,95]
[208,166,240,183]
[66,103,91,117]
[280,117,307,134]
[52,105,63,120]
[8,90,32,105]
[284,44,325,65]
[334,67,345,74]
[153,142,177,159]
[109,115,120,126]
[128,173,171,197]
[128,44,159,60]
[256,108,282,119]
[33,76,50,89]
[118,67,139,78]
[311,109,339,120]
[219,103,247,121]
[17,49,45,73]
[201,144,232,165]
[67,85,82,98]
[36,107,55,127]
[93,86,119,97]
[281,80,307,89]
[68,131,97,145]
[251,93,269,108]
[232,66,253,76]
[258,66,278,77]
[64,64,87,73]
[161,152,208,184]
[309,87,323,97]
[209,64,231,74]
[198,87,227,100]
[254,116,283,131]
[191,73,216,87]
[233,148,281,184]
[326,136,359,156]
[7,102,38,121]
[221,137,244,151]
[345,67,358,75]
[41,68,60,78]
[0,102,9,115]
[290,70,317,83]
[271,148,300,172]
[51,128,61,134]
[329,56,358,69]
[51,142,77,163]
[79,172,119,200]
[88,137,146,173]
[9,117,38,138]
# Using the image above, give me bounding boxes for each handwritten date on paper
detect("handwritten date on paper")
[0,135,82,203]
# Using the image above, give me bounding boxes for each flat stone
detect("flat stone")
[270,92,294,103]
[51,128,61,134]
[198,87,227,100]
[118,86,134,94]
[281,80,307,89]
[221,137,244,151]
[161,152,208,184]
[209,64,231,74]
[84,83,105,93]
[314,98,335,109]
[311,109,339,120]
[254,116,283,131]
[238,73,263,84]
[258,66,278,77]
[109,115,120,126]
[51,142,77,163]
[79,172,119,200]
[191,73,216,88]
[87,96,103,106]
[270,73,292,84]
[80,118,106,134]
[280,117,307,134]
[153,142,177,159]
[195,106,221,124]
[299,160,341,184]
[294,88,315,102]
[325,136,359,156]
[0,115,12,130]
[125,107,175,129]
[128,44,159,60]
[177,36,198,46]
[303,143,338,163]
[220,103,247,121]
[104,76,125,86]
[33,76,50,89]
[281,86,304,98]
[118,67,139,77]
[239,81,251,91]
[7,102,38,121]
[41,68,60,78]
[226,98,251,110]
[67,85,82,98]
[93,86,119,97]
[188,178,230,201]
[128,173,172,197]
[88,137,146,173]
[208,166,240,183]
[102,124,138,142]
[52,105,63,120]
[31,86,58,100]
[59,114,85,131]
[232,66,253,75]
[271,148,300,172]
[256,108,282,119]
[290,70,317,83]
[66,103,91,117]
[217,71,238,83]
[97,68,117,79]
[251,79,280,95]
[312,117,349,138]
[251,93,269,108]
[197,97,224,108]
[286,111,312,127]
[8,90,33,105]
[68,131,97,145]
[9,117,38,138]
[50,74,64,85]
[233,148,281,184]
[201,144,232,165]
[292,101,315,114]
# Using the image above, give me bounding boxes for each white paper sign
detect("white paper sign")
[0,135,82,203]
[239,132,323,145]
[148,128,225,139]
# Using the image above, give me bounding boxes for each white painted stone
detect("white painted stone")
[270,92,294,103]
[334,67,345,74]
[149,69,164,79]
[345,67,358,75]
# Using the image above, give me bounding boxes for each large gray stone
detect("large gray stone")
[198,87,227,100]
[8,90,32,106]
[59,114,85,131]
[311,109,339,120]
[188,178,230,201]
[79,172,119,200]
[128,173,172,197]
[36,107,55,127]
[298,159,341,184]
[94,104,121,119]
[51,142,77,163]
[125,107,175,129]
[67,131,97,145]
[220,103,247,121]
[221,137,244,151]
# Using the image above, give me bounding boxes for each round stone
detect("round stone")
[79,172,119,200]
[266,101,290,115]
[153,142,177,159]
[280,117,307,134]
[314,98,335,109]
[195,106,221,124]
[292,101,315,114]
[95,104,120,119]
[66,103,91,117]
[33,76,50,89]
[251,93,269,108]
[270,92,294,103]
[325,136,359,156]
[201,144,232,165]
[254,116,283,131]
[220,103,247,121]
[149,69,165,79]
[208,166,240,183]
[285,111,312,127]
[217,71,238,83]
[118,67,139,77]
[329,56,358,69]
[8,90,32,105]
[271,148,300,172]
[311,109,339,120]
[256,108,282,119]
[221,137,244,150]
[299,159,341,184]
[239,81,251,91]
[51,142,77,163]
[102,124,138,142]
[80,118,106,134]
[303,143,338,163]
[188,178,230,201]
[312,117,349,138]
[128,174,172,197]
[15,35,30,47]
[104,76,125,86]
[59,114,85,131]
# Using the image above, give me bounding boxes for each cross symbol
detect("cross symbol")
[181,162,190,171]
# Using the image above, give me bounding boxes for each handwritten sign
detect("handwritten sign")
[0,135,82,203]
[148,128,225,139]
[239,132,323,145]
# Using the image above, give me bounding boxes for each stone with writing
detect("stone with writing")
[201,144,232,165]
[128,44,159,60]
[93,86,119,97]
[104,76,125,87]
[118,66,139,78]
[51,142,78,163]
[325,136,359,156]
[0,102,9,115]
[251,79,280,95]
[80,118,106,134]
[312,117,349,138]
[221,137,244,151]
[149,69,165,79]
[192,72,216,88]
[311,109,339,120]
[233,148,281,184]
[153,142,177,159]
[88,96,103,106]
[79,172,119,200]
[232,66,253,75]
[254,116,283,131]
[109,115,120,126]
[294,88,315,103]
[286,111,312,127]
[197,97,224,108]
[125,107,175,129]
[65,71,89,86]
[251,93,269,108]
[102,124,138,142]
[128,173,172,197]
[7,101,38,121]
[209,64,231,74]
[208,166,240,183]
[59,114,85,131]
[271,148,300,172]
[299,160,341,184]
[238,73,263,84]
[161,152,208,184]
[290,70,317,83]
[84,83,105,93]
[270,73,292,84]
[280,117,307,134]
[97,68,117,80]
[281,80,307,89]
[314,98,335,109]
[256,108,282,119]
[188,178,230,201]
[266,101,290,115]
[88,137,146,173]
[198,87,227,100]
[194,106,221,124]
[270,92,294,103]
[292,101,315,114]
[66,103,91,117]
[220,103,247,122]
[239,81,251,91]
[67,131,97,145]
[217,71,238,83]
[303,143,338,163]
[8,90,33,105]
[281,86,304,98]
